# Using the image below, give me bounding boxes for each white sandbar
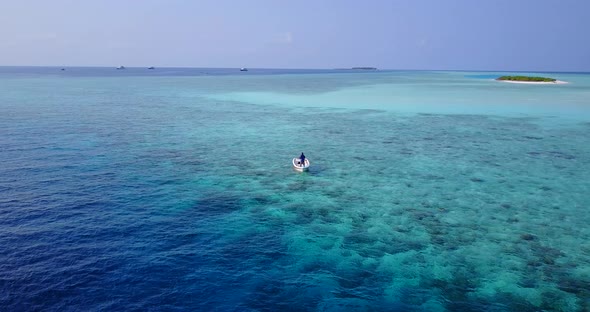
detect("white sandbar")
[498,80,568,85]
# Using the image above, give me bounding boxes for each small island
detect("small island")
[496,75,567,84]
[498,75,555,82]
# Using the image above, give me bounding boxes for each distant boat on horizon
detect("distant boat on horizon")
[116,66,126,70]
[240,68,248,71]
[148,66,155,70]
[351,67,377,70]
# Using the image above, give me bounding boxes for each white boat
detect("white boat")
[292,158,310,172]
[116,66,126,70]
[240,68,248,71]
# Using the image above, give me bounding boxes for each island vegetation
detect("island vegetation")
[497,75,556,82]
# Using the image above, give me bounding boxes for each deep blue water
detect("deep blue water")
[1,67,590,311]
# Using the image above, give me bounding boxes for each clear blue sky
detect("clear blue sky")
[1,0,588,71]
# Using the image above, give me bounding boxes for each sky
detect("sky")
[0,0,589,71]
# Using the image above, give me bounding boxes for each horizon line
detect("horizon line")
[0,65,588,74]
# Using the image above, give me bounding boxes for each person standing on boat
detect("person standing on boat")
[299,152,306,166]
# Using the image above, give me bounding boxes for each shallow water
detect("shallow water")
[1,68,589,311]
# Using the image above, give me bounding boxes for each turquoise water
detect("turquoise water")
[1,68,589,311]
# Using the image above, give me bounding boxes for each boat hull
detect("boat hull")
[292,158,310,171]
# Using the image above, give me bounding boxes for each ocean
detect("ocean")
[1,67,589,311]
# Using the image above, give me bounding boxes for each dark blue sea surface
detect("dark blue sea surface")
[0,66,376,78]
[1,67,590,311]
